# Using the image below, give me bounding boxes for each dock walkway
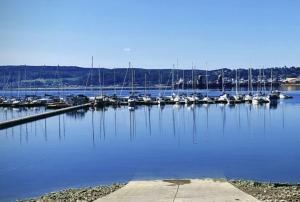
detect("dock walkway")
[0,103,91,130]
[94,179,260,202]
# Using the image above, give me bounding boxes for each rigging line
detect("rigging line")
[119,64,130,97]
[83,69,91,95]
[162,69,172,96]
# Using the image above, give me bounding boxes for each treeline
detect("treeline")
[0,65,299,88]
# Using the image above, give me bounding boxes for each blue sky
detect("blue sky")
[0,0,300,69]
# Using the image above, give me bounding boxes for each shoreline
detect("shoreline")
[231,180,300,201]
[16,179,300,202]
[17,183,125,202]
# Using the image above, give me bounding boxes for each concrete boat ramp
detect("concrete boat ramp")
[95,179,260,202]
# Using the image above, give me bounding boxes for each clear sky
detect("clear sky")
[0,0,300,69]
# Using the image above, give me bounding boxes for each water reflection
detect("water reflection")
[66,108,88,119]
[0,107,47,121]
[1,94,300,201]
[129,108,136,140]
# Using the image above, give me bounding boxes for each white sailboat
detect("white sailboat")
[217,69,234,104]
[252,68,266,105]
[142,73,152,103]
[233,68,244,102]
[244,68,253,102]
[128,62,137,108]
[156,70,166,105]
[187,64,201,104]
[202,65,213,103]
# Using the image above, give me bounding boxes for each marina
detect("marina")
[2,0,300,201]
[0,89,300,201]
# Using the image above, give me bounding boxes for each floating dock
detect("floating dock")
[0,103,91,130]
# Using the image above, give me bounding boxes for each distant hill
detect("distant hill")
[0,65,299,88]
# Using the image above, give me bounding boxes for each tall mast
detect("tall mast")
[158,70,161,96]
[205,64,208,97]
[24,66,27,96]
[235,68,238,95]
[130,62,133,95]
[262,69,266,93]
[222,68,224,93]
[250,68,253,93]
[56,64,60,98]
[270,68,273,92]
[176,58,179,95]
[113,68,116,95]
[98,67,101,96]
[102,69,104,96]
[182,69,184,92]
[144,73,147,95]
[172,64,174,95]
[259,68,261,92]
[91,56,94,96]
[192,63,194,93]
[17,70,20,98]
[248,68,250,93]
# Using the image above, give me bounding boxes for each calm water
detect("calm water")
[1,90,300,201]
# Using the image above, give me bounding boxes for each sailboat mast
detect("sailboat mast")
[91,56,94,96]
[222,68,224,93]
[206,65,208,97]
[248,68,250,93]
[250,68,253,93]
[130,62,133,94]
[114,68,116,95]
[158,70,161,96]
[172,64,174,95]
[144,73,147,95]
[176,58,179,95]
[263,68,266,93]
[192,63,194,93]
[17,70,20,98]
[98,67,101,96]
[259,68,262,92]
[236,69,238,95]
[24,66,27,96]
[270,68,273,92]
[182,69,184,92]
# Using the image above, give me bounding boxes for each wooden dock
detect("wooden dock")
[0,103,91,130]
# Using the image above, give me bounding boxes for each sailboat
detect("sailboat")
[244,68,253,102]
[95,62,109,107]
[142,73,152,104]
[128,62,137,108]
[187,64,202,104]
[268,68,292,99]
[252,68,266,105]
[108,68,119,105]
[174,68,185,104]
[217,69,234,104]
[263,68,279,104]
[233,68,244,103]
[156,70,166,105]
[202,65,213,103]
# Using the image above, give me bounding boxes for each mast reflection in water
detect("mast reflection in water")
[0,93,300,202]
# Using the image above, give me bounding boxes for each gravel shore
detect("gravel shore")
[16,180,300,202]
[231,180,300,202]
[17,183,125,202]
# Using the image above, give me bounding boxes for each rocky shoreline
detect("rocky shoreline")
[16,180,300,202]
[231,180,300,202]
[17,183,125,202]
